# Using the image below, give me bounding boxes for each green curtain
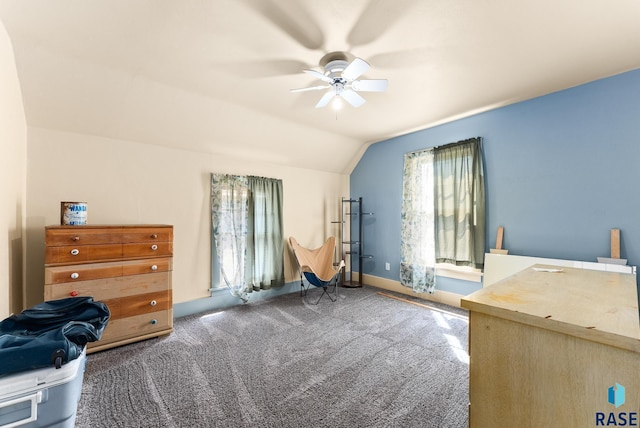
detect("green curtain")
[400,149,436,294]
[210,174,284,301]
[434,138,485,269]
[247,175,284,290]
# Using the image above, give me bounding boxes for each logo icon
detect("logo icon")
[608,383,625,408]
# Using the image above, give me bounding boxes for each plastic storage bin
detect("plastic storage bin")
[0,350,86,428]
[0,297,108,427]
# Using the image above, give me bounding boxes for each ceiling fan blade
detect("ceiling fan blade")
[347,0,417,46]
[367,48,432,69]
[222,59,311,78]
[304,69,333,83]
[290,85,331,93]
[315,91,335,108]
[342,58,370,81]
[341,89,366,108]
[239,0,324,50]
[351,79,388,92]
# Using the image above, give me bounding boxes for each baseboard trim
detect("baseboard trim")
[174,275,466,319]
[356,273,465,309]
[173,281,303,318]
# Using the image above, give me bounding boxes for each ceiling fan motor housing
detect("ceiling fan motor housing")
[324,60,349,78]
[319,51,352,78]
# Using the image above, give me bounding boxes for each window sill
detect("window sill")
[435,263,483,283]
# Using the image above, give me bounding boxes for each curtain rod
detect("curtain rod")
[406,136,482,155]
[433,136,482,149]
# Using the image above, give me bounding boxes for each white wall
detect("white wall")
[0,20,27,318]
[26,127,348,307]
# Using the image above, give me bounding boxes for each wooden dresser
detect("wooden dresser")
[44,225,174,353]
[461,264,639,427]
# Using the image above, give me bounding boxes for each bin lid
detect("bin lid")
[0,350,85,400]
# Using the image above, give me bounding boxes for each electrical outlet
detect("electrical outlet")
[385,262,390,271]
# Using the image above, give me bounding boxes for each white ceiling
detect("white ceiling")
[1,0,640,173]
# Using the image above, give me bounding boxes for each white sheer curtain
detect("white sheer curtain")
[210,174,250,301]
[210,174,284,302]
[400,149,436,294]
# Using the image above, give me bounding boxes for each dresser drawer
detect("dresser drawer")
[45,271,170,301]
[45,277,122,301]
[123,242,173,258]
[122,258,172,275]
[45,258,172,284]
[45,244,123,265]
[119,290,172,318]
[100,289,171,319]
[96,310,172,344]
[120,227,173,243]
[45,261,123,284]
[119,272,171,296]
[45,227,122,246]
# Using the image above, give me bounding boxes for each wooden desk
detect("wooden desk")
[461,265,640,427]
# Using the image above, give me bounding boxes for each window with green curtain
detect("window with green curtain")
[434,138,485,269]
[400,137,485,294]
[210,174,284,302]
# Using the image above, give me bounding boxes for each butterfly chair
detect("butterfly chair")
[290,236,345,304]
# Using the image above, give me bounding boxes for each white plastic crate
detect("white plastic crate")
[0,351,86,428]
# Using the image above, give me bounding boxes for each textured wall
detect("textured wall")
[351,68,640,295]
[0,20,27,317]
[25,127,348,308]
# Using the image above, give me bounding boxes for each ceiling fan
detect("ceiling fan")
[290,52,388,108]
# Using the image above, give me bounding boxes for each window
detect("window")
[400,138,485,293]
[210,174,284,301]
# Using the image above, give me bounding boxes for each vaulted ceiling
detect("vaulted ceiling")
[1,0,639,173]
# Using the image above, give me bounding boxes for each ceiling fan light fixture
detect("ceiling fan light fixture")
[331,96,343,111]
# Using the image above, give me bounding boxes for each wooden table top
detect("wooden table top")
[461,264,640,353]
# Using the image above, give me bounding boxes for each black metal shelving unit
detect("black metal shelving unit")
[336,197,373,287]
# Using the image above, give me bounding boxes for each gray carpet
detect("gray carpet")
[75,285,469,427]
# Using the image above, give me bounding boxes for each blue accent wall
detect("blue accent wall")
[351,68,640,295]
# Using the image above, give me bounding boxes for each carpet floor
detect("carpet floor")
[75,285,469,427]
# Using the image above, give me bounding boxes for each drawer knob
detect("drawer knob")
[71,236,80,242]
[150,319,158,325]
[151,244,158,251]
[70,291,79,297]
[151,264,158,271]
[150,300,157,307]
[70,272,79,279]
[151,234,158,239]
[70,249,80,256]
